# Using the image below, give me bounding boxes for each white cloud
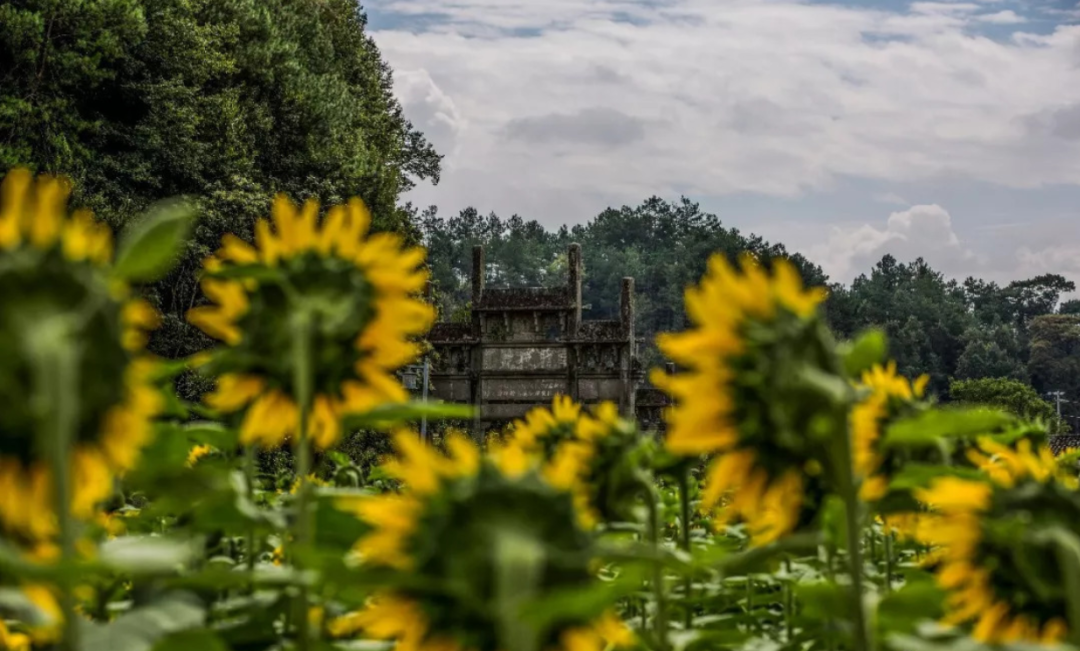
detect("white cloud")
[392,68,466,162]
[976,10,1027,23]
[372,0,1080,290]
[374,0,1080,226]
[809,204,980,281]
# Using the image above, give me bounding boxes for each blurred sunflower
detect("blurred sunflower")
[332,431,634,651]
[509,398,649,529]
[0,169,162,541]
[0,620,30,651]
[851,362,929,502]
[510,395,585,456]
[188,194,434,450]
[651,253,837,546]
[916,438,1080,644]
[186,443,217,467]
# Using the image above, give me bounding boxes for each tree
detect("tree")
[1,0,441,358]
[418,196,829,366]
[1028,315,1080,401]
[953,324,1027,382]
[1059,299,1080,315]
[837,256,972,395]
[950,377,1065,432]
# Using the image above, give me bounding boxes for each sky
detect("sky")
[365,0,1080,285]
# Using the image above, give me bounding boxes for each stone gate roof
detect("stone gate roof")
[475,287,572,311]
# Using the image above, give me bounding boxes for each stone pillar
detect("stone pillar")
[567,243,582,338]
[470,245,485,440]
[620,277,635,417]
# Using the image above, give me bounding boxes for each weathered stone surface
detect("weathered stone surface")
[482,378,570,401]
[483,347,567,372]
[423,244,669,436]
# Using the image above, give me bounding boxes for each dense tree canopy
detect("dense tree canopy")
[1,0,441,357]
[419,197,826,365]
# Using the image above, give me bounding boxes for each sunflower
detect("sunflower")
[651,253,835,546]
[188,193,434,450]
[186,443,217,467]
[508,398,648,529]
[0,168,162,541]
[0,620,30,651]
[332,431,634,651]
[851,362,929,502]
[916,438,1080,644]
[511,395,585,455]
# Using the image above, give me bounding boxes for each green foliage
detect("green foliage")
[950,377,1065,432]
[419,198,827,365]
[1029,315,1080,403]
[113,199,196,282]
[1,0,441,358]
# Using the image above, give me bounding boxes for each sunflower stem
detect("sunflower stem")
[883,530,894,594]
[290,310,315,650]
[29,317,81,651]
[644,485,668,651]
[784,557,794,642]
[244,444,257,592]
[745,575,754,633]
[493,530,544,651]
[677,465,693,628]
[841,473,871,651]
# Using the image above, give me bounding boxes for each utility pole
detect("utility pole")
[1048,391,1067,434]
[1049,391,1066,418]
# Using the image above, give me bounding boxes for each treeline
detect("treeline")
[419,200,1080,429]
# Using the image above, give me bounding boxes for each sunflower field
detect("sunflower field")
[4,166,1080,651]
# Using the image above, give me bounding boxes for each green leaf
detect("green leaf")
[797,366,851,407]
[883,407,1014,448]
[151,629,228,651]
[205,263,284,282]
[79,592,205,651]
[843,328,888,377]
[181,421,237,449]
[99,537,197,575]
[795,581,850,620]
[888,464,985,491]
[520,566,646,630]
[330,642,396,651]
[712,532,824,576]
[341,401,475,430]
[875,577,945,635]
[112,199,195,282]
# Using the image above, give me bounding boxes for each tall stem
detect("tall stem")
[31,319,80,651]
[291,312,314,650]
[884,531,894,594]
[784,558,794,642]
[645,486,668,650]
[746,575,755,633]
[677,466,692,628]
[244,445,257,591]
[494,530,544,651]
[842,487,871,651]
